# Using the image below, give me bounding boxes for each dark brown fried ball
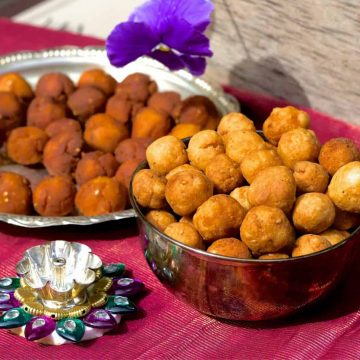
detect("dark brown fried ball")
[67,86,106,122]
[292,234,331,257]
[35,72,75,102]
[84,113,129,153]
[75,151,119,185]
[258,253,289,260]
[75,176,127,216]
[105,94,133,124]
[217,113,255,136]
[164,222,204,249]
[43,131,83,176]
[193,194,246,243]
[0,172,31,214]
[7,126,48,165]
[78,68,116,96]
[45,118,82,138]
[0,73,33,101]
[114,159,140,191]
[293,161,329,193]
[145,210,176,232]
[33,175,75,216]
[170,123,201,139]
[207,238,251,258]
[333,206,360,231]
[27,96,67,130]
[240,205,295,255]
[131,107,171,141]
[318,138,360,176]
[115,137,151,164]
[148,91,181,115]
[319,229,350,246]
[230,186,251,212]
[205,153,243,193]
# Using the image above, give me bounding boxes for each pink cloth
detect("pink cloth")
[0,18,360,360]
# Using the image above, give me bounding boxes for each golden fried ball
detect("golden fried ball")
[45,118,81,138]
[0,172,31,214]
[164,222,204,249]
[7,126,48,165]
[333,206,360,231]
[75,176,126,216]
[240,205,295,255]
[328,161,360,213]
[0,73,33,101]
[148,91,181,115]
[33,175,75,216]
[193,194,246,242]
[165,164,200,181]
[207,238,251,258]
[277,128,320,168]
[187,130,225,170]
[205,154,243,193]
[224,130,266,164]
[293,161,329,193]
[292,234,331,257]
[132,169,166,209]
[179,216,193,225]
[84,113,129,153]
[145,210,176,232]
[263,106,310,145]
[78,68,116,96]
[114,137,151,164]
[217,113,255,136]
[165,169,213,216]
[319,229,350,246]
[170,123,201,139]
[230,186,251,212]
[248,166,296,213]
[146,135,188,175]
[319,138,360,176]
[258,253,289,260]
[240,149,283,184]
[292,193,335,233]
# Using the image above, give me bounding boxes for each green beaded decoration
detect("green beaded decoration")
[0,308,32,329]
[0,277,20,293]
[56,318,85,342]
[102,263,126,277]
[105,295,137,315]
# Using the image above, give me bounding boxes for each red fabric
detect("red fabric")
[1,18,360,360]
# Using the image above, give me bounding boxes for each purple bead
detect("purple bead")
[83,309,117,329]
[0,293,15,311]
[111,278,144,297]
[24,316,56,341]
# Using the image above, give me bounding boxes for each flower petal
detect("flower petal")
[106,22,158,67]
[180,56,207,76]
[149,50,184,71]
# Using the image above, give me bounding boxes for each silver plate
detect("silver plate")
[0,46,239,227]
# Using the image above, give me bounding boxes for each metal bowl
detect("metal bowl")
[130,162,360,321]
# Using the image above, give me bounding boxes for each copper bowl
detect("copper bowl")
[129,160,360,322]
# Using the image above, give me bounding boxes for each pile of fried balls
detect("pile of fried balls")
[133,107,360,259]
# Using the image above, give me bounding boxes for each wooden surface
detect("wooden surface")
[206,0,360,125]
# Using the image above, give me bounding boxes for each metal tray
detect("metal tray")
[0,46,239,227]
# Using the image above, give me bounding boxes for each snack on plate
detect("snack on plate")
[114,159,140,191]
[105,94,133,124]
[148,91,181,115]
[0,92,25,139]
[170,123,201,139]
[0,72,33,101]
[45,118,81,137]
[78,68,116,96]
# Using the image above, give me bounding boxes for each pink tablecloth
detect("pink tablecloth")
[1,17,360,360]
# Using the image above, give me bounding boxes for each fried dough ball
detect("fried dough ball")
[240,149,283,184]
[263,106,310,145]
[207,238,251,258]
[333,206,360,230]
[0,73,33,101]
[7,126,48,165]
[105,94,132,124]
[146,135,188,175]
[43,131,83,176]
[179,216,193,225]
[292,234,331,257]
[319,229,350,246]
[145,210,176,232]
[75,151,118,185]
[0,172,31,214]
[148,91,181,115]
[132,169,166,209]
[165,169,213,216]
[217,113,255,136]
[248,166,296,213]
[35,72,75,102]
[293,161,329,193]
[187,130,225,170]
[27,96,67,130]
[165,164,200,181]
[172,95,220,129]
[193,194,246,242]
[115,137,151,164]
[45,118,81,138]
[328,161,360,213]
[224,130,266,164]
[75,176,126,216]
[170,123,201,139]
[33,175,75,216]
[277,128,320,168]
[230,186,251,212]
[67,86,106,122]
[292,193,335,233]
[114,159,139,191]
[131,107,171,141]
[319,138,360,176]
[240,205,295,255]
[116,73,157,103]
[84,113,129,153]
[78,68,116,96]
[164,222,204,249]
[258,253,289,260]
[205,154,243,193]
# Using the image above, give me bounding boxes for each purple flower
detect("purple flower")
[106,0,214,76]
